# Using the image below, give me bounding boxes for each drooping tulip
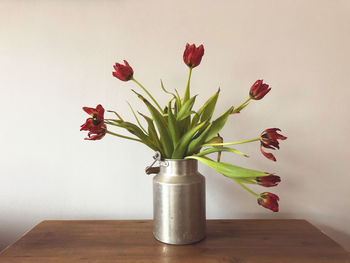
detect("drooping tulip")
[84,124,107,140]
[260,128,287,161]
[80,104,106,139]
[256,174,281,187]
[257,192,279,212]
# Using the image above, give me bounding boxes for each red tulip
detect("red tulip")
[84,124,107,140]
[80,104,105,139]
[112,60,134,81]
[249,80,271,100]
[260,128,287,161]
[258,192,279,212]
[256,174,281,187]
[183,43,204,68]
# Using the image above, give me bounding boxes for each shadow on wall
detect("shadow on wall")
[317,224,350,251]
[0,217,38,251]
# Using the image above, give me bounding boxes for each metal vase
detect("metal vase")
[153,159,206,245]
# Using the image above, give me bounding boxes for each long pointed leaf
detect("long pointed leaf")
[176,95,197,121]
[107,120,159,151]
[138,112,162,152]
[172,121,207,159]
[186,156,267,179]
[178,110,196,121]
[200,88,220,122]
[204,106,233,143]
[174,89,182,113]
[168,100,180,148]
[132,90,173,157]
[186,123,213,155]
[127,102,147,134]
[194,147,248,158]
[191,89,220,127]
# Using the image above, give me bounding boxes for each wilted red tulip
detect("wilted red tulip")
[183,43,204,68]
[258,192,279,212]
[80,104,105,133]
[256,174,281,187]
[85,124,107,140]
[112,60,134,81]
[249,80,271,100]
[260,128,287,161]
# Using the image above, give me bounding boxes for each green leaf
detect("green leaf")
[235,178,256,184]
[172,121,208,159]
[132,90,173,158]
[200,88,220,122]
[127,102,147,134]
[169,89,181,116]
[186,123,213,155]
[167,100,180,148]
[178,110,196,121]
[176,95,197,121]
[204,106,233,143]
[185,156,266,179]
[191,89,220,127]
[138,112,162,152]
[193,147,248,158]
[109,120,159,151]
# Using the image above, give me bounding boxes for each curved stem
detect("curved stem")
[235,179,259,197]
[183,67,192,103]
[106,111,123,121]
[132,78,164,113]
[106,130,142,143]
[203,138,260,147]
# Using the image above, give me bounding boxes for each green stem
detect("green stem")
[132,78,164,113]
[183,67,192,103]
[203,137,260,147]
[235,179,259,197]
[106,130,142,143]
[232,97,251,113]
[104,118,120,121]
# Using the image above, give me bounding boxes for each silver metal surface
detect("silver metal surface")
[153,159,206,245]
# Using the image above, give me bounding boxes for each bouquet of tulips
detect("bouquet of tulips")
[80,43,287,212]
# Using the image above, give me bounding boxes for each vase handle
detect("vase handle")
[145,151,161,175]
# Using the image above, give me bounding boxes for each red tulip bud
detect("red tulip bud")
[183,43,204,68]
[112,60,134,81]
[249,80,271,100]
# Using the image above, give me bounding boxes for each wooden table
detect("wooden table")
[0,220,348,263]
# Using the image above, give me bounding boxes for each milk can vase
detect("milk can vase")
[153,159,206,245]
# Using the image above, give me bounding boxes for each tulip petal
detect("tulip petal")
[260,145,277,161]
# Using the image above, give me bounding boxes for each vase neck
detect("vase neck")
[159,159,198,176]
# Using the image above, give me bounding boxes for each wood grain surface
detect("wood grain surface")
[0,220,348,263]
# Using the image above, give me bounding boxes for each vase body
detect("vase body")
[153,159,206,245]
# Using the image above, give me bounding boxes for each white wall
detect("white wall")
[1,0,349,250]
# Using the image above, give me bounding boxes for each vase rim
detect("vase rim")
[161,158,197,162]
